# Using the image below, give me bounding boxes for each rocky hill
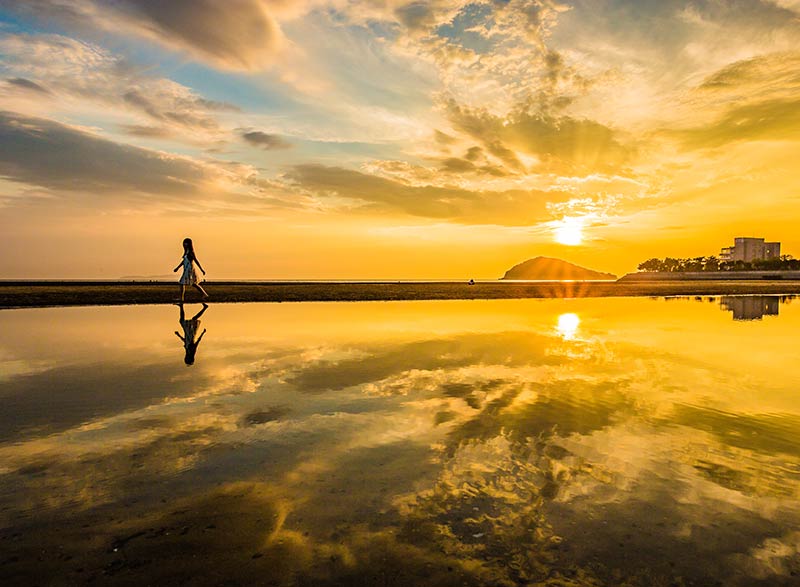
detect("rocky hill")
[501,257,616,280]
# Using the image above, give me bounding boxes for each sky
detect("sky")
[0,0,799,279]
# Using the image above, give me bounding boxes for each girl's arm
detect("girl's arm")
[173,259,183,272]
[174,331,185,342]
[196,329,207,345]
[194,258,206,275]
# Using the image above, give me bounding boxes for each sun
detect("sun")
[553,216,584,245]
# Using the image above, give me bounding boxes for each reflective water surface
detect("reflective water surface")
[1,297,800,586]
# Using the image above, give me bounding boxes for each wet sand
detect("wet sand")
[3,299,800,586]
[3,280,800,308]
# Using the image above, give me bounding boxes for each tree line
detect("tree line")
[637,255,800,272]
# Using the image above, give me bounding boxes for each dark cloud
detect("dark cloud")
[464,146,483,161]
[240,130,292,150]
[5,77,51,94]
[1,0,285,71]
[543,49,565,83]
[440,157,476,172]
[120,0,283,69]
[440,156,510,177]
[240,406,291,427]
[285,163,570,225]
[395,1,439,31]
[0,111,221,196]
[193,97,241,112]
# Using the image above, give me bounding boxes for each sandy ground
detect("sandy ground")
[2,280,800,308]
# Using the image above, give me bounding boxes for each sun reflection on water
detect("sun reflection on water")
[556,312,580,339]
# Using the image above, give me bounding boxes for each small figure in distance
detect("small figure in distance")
[468,278,475,286]
[175,302,208,365]
[173,237,208,302]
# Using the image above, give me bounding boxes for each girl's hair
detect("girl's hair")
[182,237,196,261]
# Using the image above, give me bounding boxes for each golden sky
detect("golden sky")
[0,0,799,278]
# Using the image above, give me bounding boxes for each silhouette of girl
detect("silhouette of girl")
[175,303,208,365]
[174,237,208,302]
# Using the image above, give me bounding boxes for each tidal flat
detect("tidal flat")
[3,280,800,308]
[1,297,800,586]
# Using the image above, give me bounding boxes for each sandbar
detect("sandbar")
[2,280,800,308]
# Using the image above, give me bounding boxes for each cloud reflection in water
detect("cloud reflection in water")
[0,298,799,585]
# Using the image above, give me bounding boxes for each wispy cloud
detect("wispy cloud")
[284,162,573,225]
[0,33,240,143]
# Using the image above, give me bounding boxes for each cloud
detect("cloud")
[0,359,199,442]
[284,163,572,225]
[692,52,800,114]
[439,155,509,177]
[5,77,51,94]
[670,53,800,149]
[675,98,800,149]
[118,0,284,69]
[288,331,562,393]
[340,0,468,33]
[434,129,457,145]
[4,300,800,586]
[0,110,225,197]
[330,1,579,111]
[122,89,219,130]
[771,0,800,11]
[120,124,174,139]
[240,130,292,150]
[0,33,238,142]
[0,0,291,71]
[444,99,632,172]
[699,52,800,92]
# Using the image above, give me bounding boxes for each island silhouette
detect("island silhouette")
[501,256,616,280]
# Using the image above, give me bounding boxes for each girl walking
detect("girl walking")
[174,237,208,301]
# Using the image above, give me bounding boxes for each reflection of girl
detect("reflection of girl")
[173,237,208,302]
[175,303,208,365]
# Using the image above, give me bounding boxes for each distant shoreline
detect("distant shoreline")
[2,280,800,309]
[619,270,800,281]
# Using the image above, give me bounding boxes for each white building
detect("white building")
[719,237,780,262]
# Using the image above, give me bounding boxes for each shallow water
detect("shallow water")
[1,296,799,586]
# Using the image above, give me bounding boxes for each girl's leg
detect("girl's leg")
[180,285,186,302]
[191,304,208,321]
[193,283,209,299]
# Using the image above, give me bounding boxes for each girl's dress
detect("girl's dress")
[179,253,199,286]
[181,317,199,348]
